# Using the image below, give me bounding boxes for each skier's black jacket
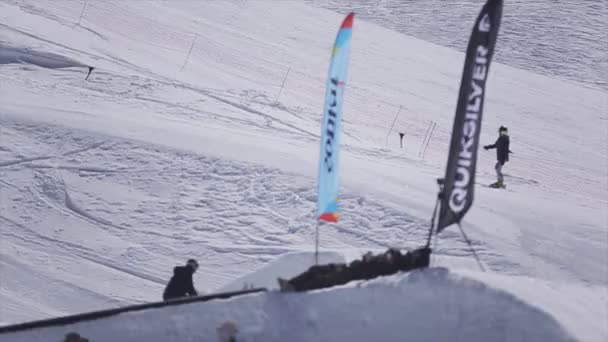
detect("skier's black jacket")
[485,134,510,165]
[163,265,197,300]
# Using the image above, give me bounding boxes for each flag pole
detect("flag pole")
[426,178,444,247]
[315,220,320,265]
[426,197,440,248]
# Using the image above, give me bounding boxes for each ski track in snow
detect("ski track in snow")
[0,118,549,291]
[0,216,143,311]
[0,155,51,167]
[1,120,485,317]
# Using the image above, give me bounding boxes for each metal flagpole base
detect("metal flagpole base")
[315,221,320,265]
[426,178,444,247]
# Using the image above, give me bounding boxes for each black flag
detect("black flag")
[437,0,503,232]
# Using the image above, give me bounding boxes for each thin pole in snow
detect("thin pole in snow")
[77,0,88,27]
[419,120,433,158]
[421,121,436,159]
[426,178,444,248]
[426,197,440,248]
[274,67,291,103]
[181,34,198,71]
[385,105,402,147]
[315,220,320,265]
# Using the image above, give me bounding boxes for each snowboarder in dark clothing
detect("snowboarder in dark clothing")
[163,259,199,301]
[278,246,431,292]
[484,125,510,188]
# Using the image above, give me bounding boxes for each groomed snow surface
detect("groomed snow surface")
[0,1,606,341]
[0,254,586,342]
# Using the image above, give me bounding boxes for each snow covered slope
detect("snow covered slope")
[1,267,585,342]
[217,251,345,292]
[0,0,606,340]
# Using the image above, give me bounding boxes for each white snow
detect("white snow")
[0,265,585,342]
[217,251,346,293]
[0,0,606,341]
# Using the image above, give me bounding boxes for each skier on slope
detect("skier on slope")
[484,125,511,188]
[163,258,199,301]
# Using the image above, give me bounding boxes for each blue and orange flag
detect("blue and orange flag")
[317,13,354,223]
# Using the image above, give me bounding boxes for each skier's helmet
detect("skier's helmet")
[186,258,199,271]
[499,126,508,133]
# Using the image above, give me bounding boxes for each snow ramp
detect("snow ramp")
[0,268,576,342]
[0,46,94,78]
[217,251,346,292]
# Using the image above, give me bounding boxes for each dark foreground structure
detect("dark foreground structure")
[279,246,431,292]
